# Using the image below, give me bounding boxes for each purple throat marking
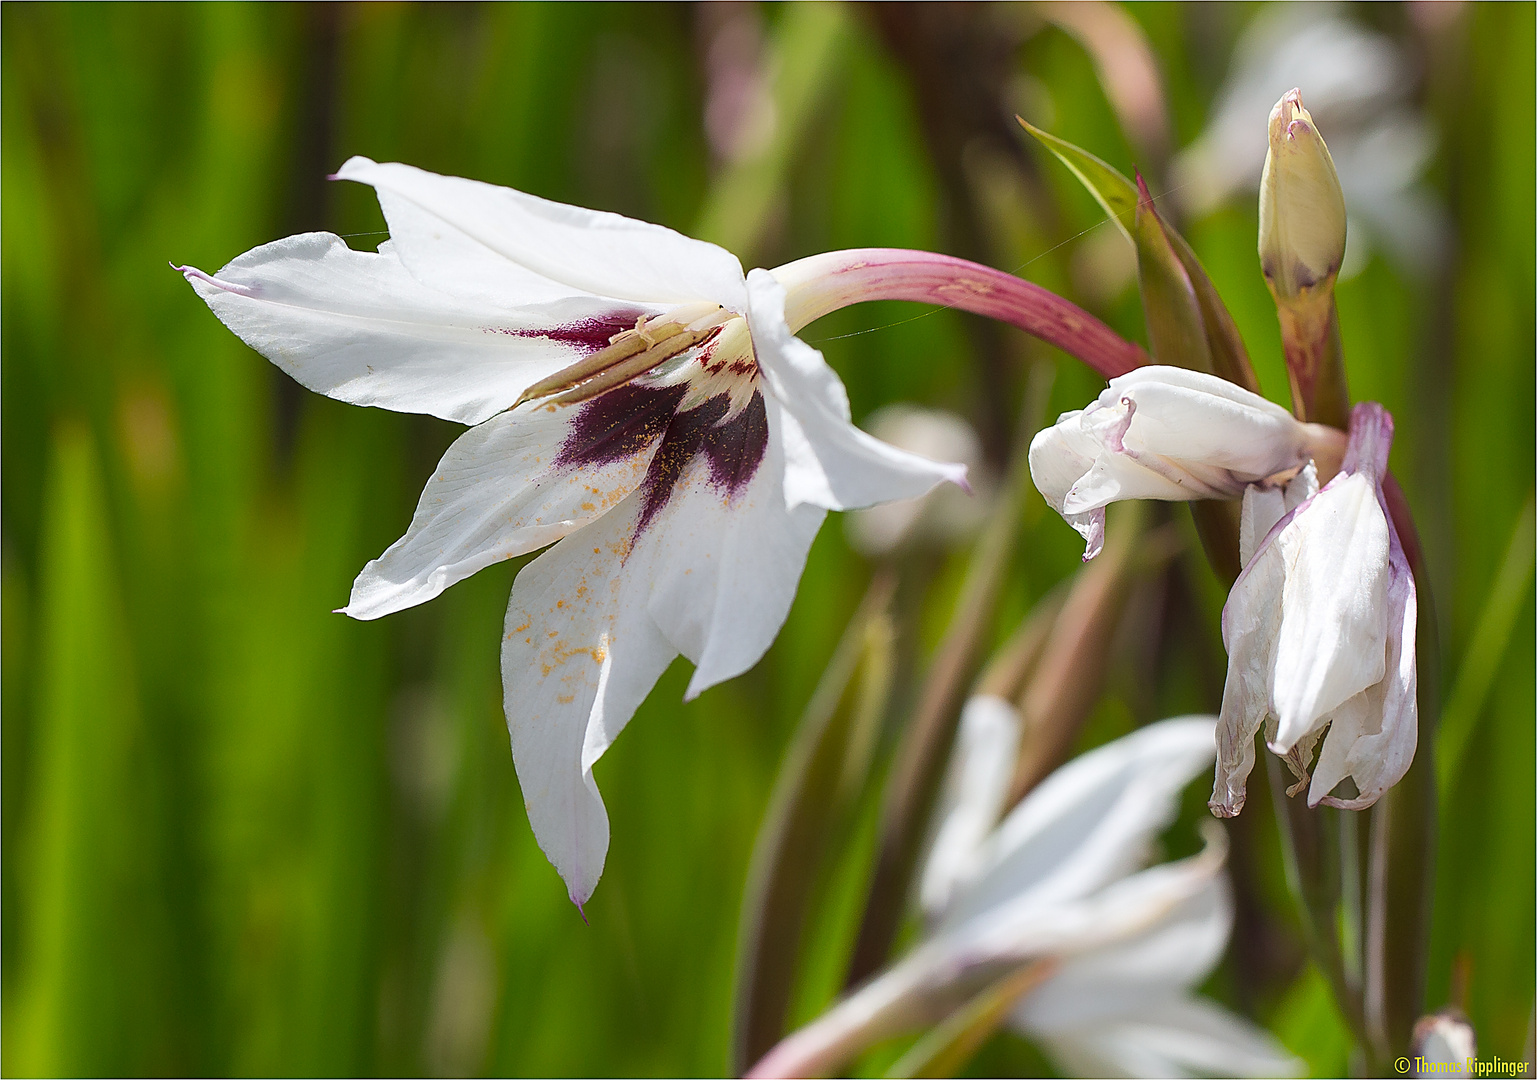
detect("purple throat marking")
[490,308,650,351]
[555,384,770,539]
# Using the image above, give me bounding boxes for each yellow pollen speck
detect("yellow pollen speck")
[557,693,575,704]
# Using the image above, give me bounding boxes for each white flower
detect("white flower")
[1171,6,1444,277]
[1029,366,1342,558]
[1211,402,1417,817]
[179,157,965,907]
[751,709,1299,1079]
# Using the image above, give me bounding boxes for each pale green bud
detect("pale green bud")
[1258,89,1347,302]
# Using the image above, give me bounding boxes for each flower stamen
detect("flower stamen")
[515,321,722,408]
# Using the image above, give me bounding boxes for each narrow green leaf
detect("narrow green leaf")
[733,572,897,1076]
[1166,228,1263,393]
[1437,491,1536,799]
[15,422,158,1076]
[1132,173,1212,372]
[693,2,850,262]
[1017,117,1137,242]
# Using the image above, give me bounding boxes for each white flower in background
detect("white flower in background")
[1171,5,1444,276]
[1211,402,1417,817]
[180,158,965,907]
[1029,366,1343,558]
[845,405,993,557]
[751,711,1300,1079]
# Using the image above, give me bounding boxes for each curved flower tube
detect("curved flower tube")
[1211,401,1417,816]
[179,159,1144,906]
[1029,365,1345,558]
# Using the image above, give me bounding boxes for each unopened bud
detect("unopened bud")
[1258,89,1347,302]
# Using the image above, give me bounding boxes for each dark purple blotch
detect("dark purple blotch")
[554,383,688,469]
[635,391,769,536]
[492,308,650,352]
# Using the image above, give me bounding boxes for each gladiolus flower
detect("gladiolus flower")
[749,710,1299,1079]
[1029,366,1343,558]
[179,158,969,906]
[1211,402,1417,816]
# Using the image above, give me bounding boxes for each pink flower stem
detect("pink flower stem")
[773,248,1148,380]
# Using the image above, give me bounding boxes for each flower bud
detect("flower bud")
[1258,89,1347,302]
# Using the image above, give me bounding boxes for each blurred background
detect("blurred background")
[2,2,1531,1075]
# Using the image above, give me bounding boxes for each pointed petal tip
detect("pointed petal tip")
[570,893,590,924]
[176,263,256,297]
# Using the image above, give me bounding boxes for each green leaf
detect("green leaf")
[732,573,897,1076]
[1166,227,1263,393]
[1132,173,1212,372]
[1017,117,1137,242]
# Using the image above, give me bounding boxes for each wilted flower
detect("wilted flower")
[845,405,993,557]
[180,158,966,906]
[1171,6,1444,276]
[1029,366,1343,558]
[750,710,1299,1079]
[1259,88,1348,304]
[1211,402,1417,816]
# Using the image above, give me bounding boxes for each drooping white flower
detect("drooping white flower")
[750,710,1300,1079]
[1211,402,1417,817]
[179,158,966,907]
[1029,366,1343,558]
[1171,6,1444,277]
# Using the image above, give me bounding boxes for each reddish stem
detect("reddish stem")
[774,248,1148,379]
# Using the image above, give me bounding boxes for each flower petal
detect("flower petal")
[1029,995,1303,1079]
[1269,472,1390,750]
[1309,547,1418,808]
[943,716,1217,930]
[920,695,1024,919]
[180,232,655,425]
[1015,870,1232,1033]
[336,157,750,312]
[1211,536,1288,817]
[638,397,827,700]
[344,390,679,620]
[501,496,680,908]
[748,269,968,511]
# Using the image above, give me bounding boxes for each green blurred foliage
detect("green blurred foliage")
[2,3,1531,1076]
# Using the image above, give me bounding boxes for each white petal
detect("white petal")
[746,269,969,511]
[337,157,750,312]
[1309,552,1418,808]
[501,496,679,908]
[180,232,654,425]
[943,717,1217,930]
[1030,997,1302,1079]
[952,829,1228,970]
[344,397,669,620]
[632,394,826,698]
[1211,539,1288,816]
[920,695,1023,919]
[1112,366,1311,477]
[1015,869,1231,1032]
[1028,418,1105,558]
[1269,473,1390,750]
[1238,463,1317,566]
